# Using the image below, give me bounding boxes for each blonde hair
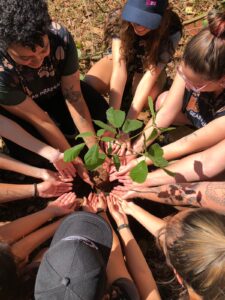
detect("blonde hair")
[164,209,225,299]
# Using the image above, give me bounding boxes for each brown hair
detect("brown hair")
[183,7,225,81]
[163,209,225,299]
[120,8,182,70]
[104,8,182,71]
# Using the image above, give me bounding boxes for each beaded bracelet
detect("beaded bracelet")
[117,224,130,231]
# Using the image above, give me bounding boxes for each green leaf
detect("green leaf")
[146,128,158,141]
[84,145,106,170]
[64,143,85,162]
[122,119,143,133]
[147,143,168,168]
[93,120,116,134]
[106,107,125,128]
[97,129,105,137]
[101,136,116,142]
[163,168,176,177]
[107,145,113,156]
[158,127,176,133]
[148,96,156,122]
[202,19,208,27]
[112,154,120,171]
[80,73,85,80]
[129,160,148,183]
[75,132,94,140]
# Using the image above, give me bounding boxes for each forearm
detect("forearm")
[66,98,97,148]
[109,66,127,109]
[0,153,44,179]
[11,219,61,260]
[0,183,34,202]
[0,207,55,243]
[136,182,225,212]
[0,115,61,161]
[128,203,165,237]
[160,119,225,163]
[33,115,71,152]
[119,228,160,300]
[127,69,159,120]
[146,141,225,186]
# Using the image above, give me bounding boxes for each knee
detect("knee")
[155,91,169,111]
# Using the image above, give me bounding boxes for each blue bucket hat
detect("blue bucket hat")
[122,0,168,30]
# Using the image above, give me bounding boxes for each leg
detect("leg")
[132,70,167,104]
[156,91,191,125]
[84,55,113,94]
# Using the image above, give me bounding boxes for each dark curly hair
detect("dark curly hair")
[0,0,51,51]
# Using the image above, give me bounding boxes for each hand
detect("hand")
[37,180,73,198]
[46,192,78,217]
[107,194,128,227]
[109,157,139,182]
[52,152,76,180]
[39,169,59,181]
[82,192,107,213]
[111,185,139,200]
[73,157,93,187]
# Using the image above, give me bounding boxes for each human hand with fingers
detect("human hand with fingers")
[73,157,93,187]
[37,179,73,198]
[82,192,107,213]
[51,151,76,180]
[46,192,78,217]
[107,194,128,227]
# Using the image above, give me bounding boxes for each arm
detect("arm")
[126,67,162,120]
[1,97,71,152]
[109,38,127,109]
[0,180,72,203]
[132,73,185,154]
[0,152,53,180]
[11,219,62,261]
[0,114,61,161]
[119,182,225,212]
[61,71,97,148]
[0,192,77,243]
[107,196,161,300]
[145,138,225,186]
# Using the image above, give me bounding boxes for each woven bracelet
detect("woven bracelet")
[96,209,105,214]
[117,224,130,231]
[34,183,39,198]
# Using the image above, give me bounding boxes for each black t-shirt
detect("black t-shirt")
[0,22,79,107]
[182,89,225,128]
[104,278,140,300]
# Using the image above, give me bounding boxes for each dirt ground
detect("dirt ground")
[0,1,219,299]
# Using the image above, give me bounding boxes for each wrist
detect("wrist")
[117,223,130,232]
[48,149,61,164]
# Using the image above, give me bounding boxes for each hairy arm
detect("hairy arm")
[109,38,127,109]
[62,71,97,148]
[1,97,71,152]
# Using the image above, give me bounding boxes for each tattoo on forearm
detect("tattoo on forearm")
[63,86,82,105]
[205,182,225,206]
[139,183,202,206]
[63,86,86,123]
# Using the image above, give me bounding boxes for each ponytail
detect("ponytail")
[183,7,225,81]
